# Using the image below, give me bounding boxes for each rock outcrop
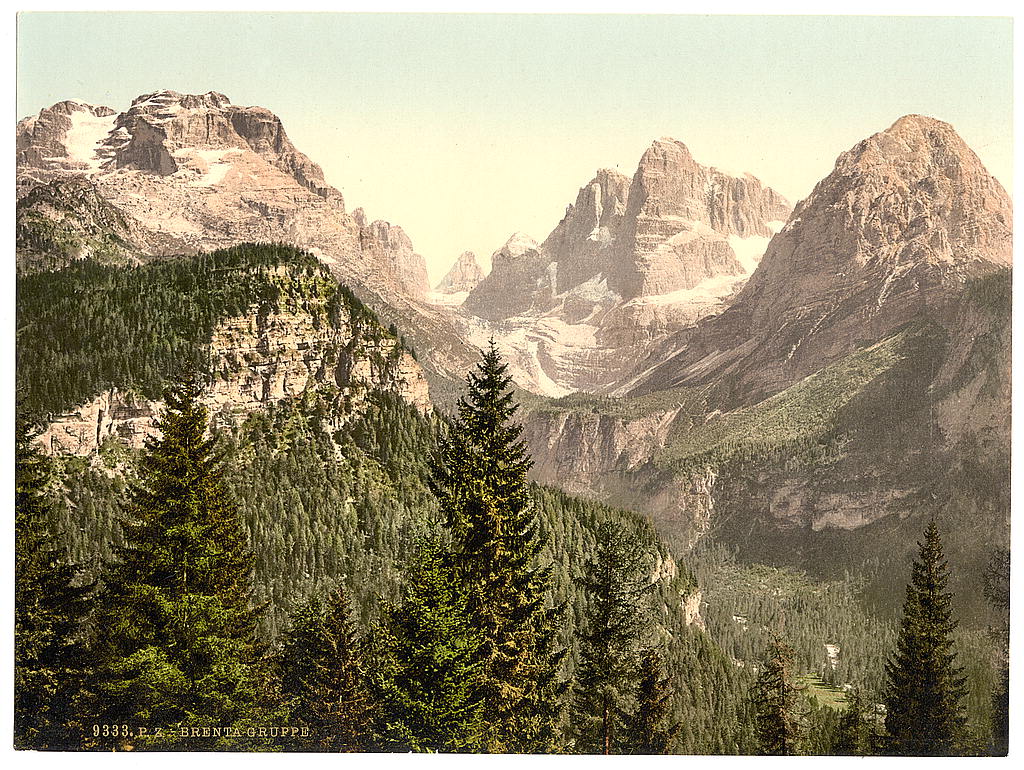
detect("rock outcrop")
[36,264,431,456]
[355,215,431,298]
[462,233,547,320]
[435,250,485,294]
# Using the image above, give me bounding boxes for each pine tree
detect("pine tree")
[621,650,679,754]
[369,541,484,751]
[432,341,564,752]
[89,378,281,750]
[833,688,876,756]
[571,520,657,753]
[751,637,801,755]
[983,548,1009,756]
[278,587,369,751]
[14,419,94,749]
[883,521,968,756]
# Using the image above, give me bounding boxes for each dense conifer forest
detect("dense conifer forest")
[14,245,1007,753]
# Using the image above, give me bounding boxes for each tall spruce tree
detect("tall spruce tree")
[571,520,657,753]
[751,637,801,755]
[883,520,968,756]
[278,588,370,751]
[620,650,679,754]
[369,541,484,751]
[432,341,564,752]
[89,379,280,749]
[14,420,93,749]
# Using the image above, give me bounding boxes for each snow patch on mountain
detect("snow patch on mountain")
[628,274,743,308]
[727,233,772,274]
[427,290,470,307]
[62,109,116,171]
[187,148,243,187]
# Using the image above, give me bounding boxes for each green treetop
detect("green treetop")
[751,637,802,755]
[621,650,680,754]
[369,541,484,751]
[432,341,564,752]
[571,519,658,753]
[14,419,93,750]
[89,378,281,749]
[883,520,968,756]
[278,587,370,751]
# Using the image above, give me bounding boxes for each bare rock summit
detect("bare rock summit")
[16,90,430,302]
[628,114,1013,401]
[436,251,485,293]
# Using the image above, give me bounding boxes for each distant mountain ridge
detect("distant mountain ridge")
[17,91,431,301]
[445,138,791,396]
[14,93,1013,622]
[622,115,1012,404]
[435,250,485,294]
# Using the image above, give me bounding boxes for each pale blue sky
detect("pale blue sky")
[17,13,1014,281]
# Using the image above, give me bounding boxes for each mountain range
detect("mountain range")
[16,90,1011,619]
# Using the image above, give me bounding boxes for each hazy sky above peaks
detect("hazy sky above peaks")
[17,13,1013,283]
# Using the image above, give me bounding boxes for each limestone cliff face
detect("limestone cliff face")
[462,233,547,321]
[523,402,720,545]
[355,214,431,298]
[16,177,192,271]
[619,138,790,298]
[87,90,338,201]
[36,270,431,456]
[539,168,632,295]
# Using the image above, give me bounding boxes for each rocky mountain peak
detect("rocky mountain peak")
[17,99,118,172]
[89,90,335,199]
[833,114,1000,189]
[130,90,232,111]
[461,233,547,320]
[747,113,1012,313]
[16,90,445,306]
[436,251,485,294]
[629,114,1012,402]
[636,137,698,174]
[496,232,541,263]
[542,169,630,252]
[356,219,430,297]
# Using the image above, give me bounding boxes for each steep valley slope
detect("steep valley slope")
[519,116,1011,621]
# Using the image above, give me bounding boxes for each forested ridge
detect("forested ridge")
[16,243,400,418]
[15,245,1007,754]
